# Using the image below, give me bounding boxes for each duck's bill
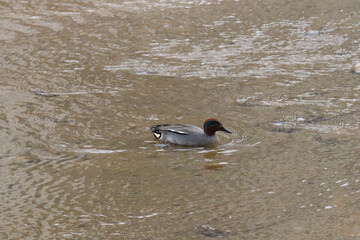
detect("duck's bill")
[220,126,232,134]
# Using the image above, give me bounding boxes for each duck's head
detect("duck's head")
[203,118,232,136]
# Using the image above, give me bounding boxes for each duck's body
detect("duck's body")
[149,118,231,146]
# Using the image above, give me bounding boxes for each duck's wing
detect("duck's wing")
[149,124,203,139]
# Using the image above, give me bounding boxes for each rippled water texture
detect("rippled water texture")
[1,0,359,239]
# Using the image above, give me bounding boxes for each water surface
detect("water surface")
[0,0,359,239]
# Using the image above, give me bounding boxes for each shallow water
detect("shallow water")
[0,0,359,239]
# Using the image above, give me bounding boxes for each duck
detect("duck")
[149,118,231,146]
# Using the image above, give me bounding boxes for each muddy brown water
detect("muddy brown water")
[0,1,359,239]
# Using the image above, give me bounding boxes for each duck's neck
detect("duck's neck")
[204,126,217,136]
